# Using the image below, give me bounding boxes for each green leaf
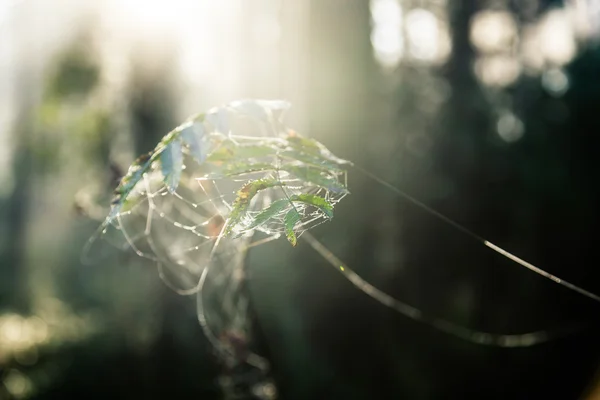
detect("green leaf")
[161,138,183,193]
[229,100,269,120]
[180,122,207,164]
[107,126,186,223]
[279,149,344,172]
[286,131,351,166]
[224,178,283,236]
[206,142,276,163]
[106,195,137,224]
[106,202,122,224]
[205,107,230,134]
[246,199,291,230]
[283,165,348,194]
[236,144,278,159]
[108,153,153,223]
[291,194,334,219]
[156,128,182,152]
[202,162,275,179]
[244,194,333,232]
[205,145,235,163]
[284,208,301,246]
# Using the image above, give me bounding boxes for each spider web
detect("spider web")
[82,100,350,399]
[82,98,600,397]
[83,165,278,398]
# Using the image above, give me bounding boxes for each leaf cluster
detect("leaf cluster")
[106,100,350,246]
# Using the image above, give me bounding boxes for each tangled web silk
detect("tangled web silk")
[83,100,351,398]
[84,99,600,394]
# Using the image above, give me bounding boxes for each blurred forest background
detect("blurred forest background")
[1,0,600,398]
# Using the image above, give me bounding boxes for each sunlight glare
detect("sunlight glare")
[406,9,439,62]
[370,0,403,68]
[568,0,600,40]
[0,1,9,27]
[475,55,521,87]
[539,9,576,66]
[101,0,240,90]
[370,0,402,25]
[371,24,404,66]
[116,0,192,30]
[470,11,517,54]
[520,8,578,73]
